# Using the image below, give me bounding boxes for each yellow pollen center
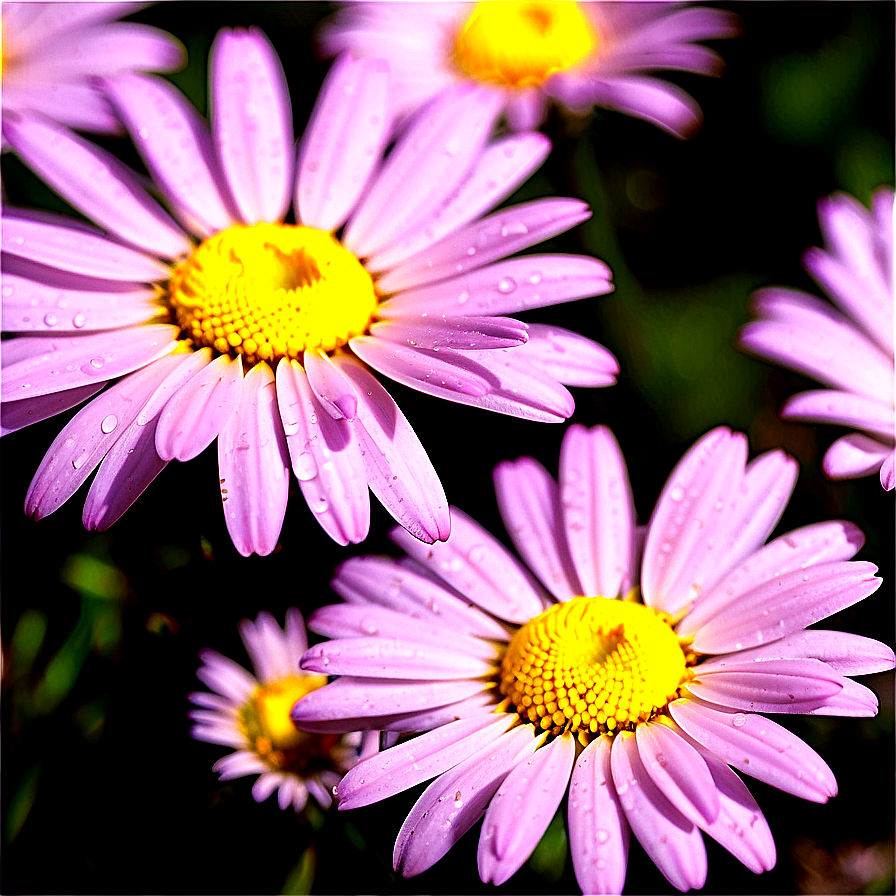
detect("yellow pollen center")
[454,1,598,89]
[167,223,377,366]
[500,597,688,741]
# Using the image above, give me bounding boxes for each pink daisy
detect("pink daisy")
[1,29,617,556]
[291,424,892,893]
[318,1,741,137]
[1,2,184,136]
[739,188,895,491]
[190,607,372,812]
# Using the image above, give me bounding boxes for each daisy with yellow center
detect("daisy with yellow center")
[189,608,367,813]
[2,29,619,557]
[320,1,741,136]
[293,424,891,893]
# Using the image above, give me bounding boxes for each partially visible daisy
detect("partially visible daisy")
[739,188,895,491]
[1,30,617,556]
[190,607,371,813]
[292,424,891,893]
[318,1,741,136]
[1,2,184,136]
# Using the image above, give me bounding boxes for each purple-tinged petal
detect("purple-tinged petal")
[213,750,267,780]
[559,424,635,599]
[190,720,244,749]
[156,353,242,461]
[393,725,541,878]
[2,116,191,259]
[609,731,708,892]
[366,132,552,271]
[378,253,613,318]
[679,520,866,639]
[252,773,284,804]
[6,3,146,47]
[188,690,233,711]
[217,362,289,557]
[881,450,896,490]
[331,356,450,543]
[369,316,529,351]
[344,85,502,258]
[376,199,592,294]
[23,354,183,519]
[210,28,294,225]
[504,90,550,131]
[276,359,369,545]
[104,73,236,238]
[690,560,881,655]
[304,348,358,420]
[782,389,895,441]
[297,55,390,233]
[2,211,171,281]
[518,324,619,387]
[329,553,512,641]
[685,658,843,713]
[2,81,122,134]
[668,699,837,802]
[1,383,104,436]
[803,678,880,717]
[1,272,160,334]
[302,636,495,681]
[479,732,575,886]
[823,433,891,480]
[335,713,516,810]
[494,456,581,601]
[635,720,719,825]
[390,506,547,624]
[568,735,630,896]
[196,648,255,702]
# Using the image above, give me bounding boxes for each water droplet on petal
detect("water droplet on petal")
[457,291,470,306]
[596,829,610,844]
[294,451,316,481]
[528,272,542,285]
[468,544,486,564]
[497,277,517,294]
[670,486,684,502]
[72,312,87,329]
[43,312,59,327]
[101,414,118,434]
[732,713,747,728]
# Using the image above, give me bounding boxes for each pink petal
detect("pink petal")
[6,3,145,48]
[783,389,895,441]
[478,732,576,886]
[156,353,243,461]
[196,648,255,702]
[1,383,105,436]
[296,54,390,233]
[210,28,294,225]
[804,678,880,717]
[369,316,529,351]
[217,362,290,557]
[823,432,892,480]
[668,699,837,802]
[518,324,619,387]
[881,450,896,490]
[559,424,635,599]
[2,116,191,258]
[568,736,630,896]
[390,506,546,624]
[2,81,122,134]
[213,750,267,780]
[303,348,359,420]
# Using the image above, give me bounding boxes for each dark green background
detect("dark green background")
[2,3,893,894]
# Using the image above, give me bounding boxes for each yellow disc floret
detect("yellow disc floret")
[500,596,688,742]
[168,223,377,367]
[454,1,598,89]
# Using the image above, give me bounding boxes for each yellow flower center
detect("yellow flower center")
[167,223,377,367]
[454,1,598,89]
[240,673,340,772]
[500,596,688,743]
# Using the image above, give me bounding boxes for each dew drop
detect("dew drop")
[596,829,610,845]
[670,486,684,502]
[497,277,517,294]
[294,451,317,481]
[457,291,470,306]
[528,272,542,285]
[71,448,90,470]
[100,414,118,434]
[72,312,87,329]
[43,312,59,327]
[732,713,747,728]
[309,413,318,425]
[468,544,486,564]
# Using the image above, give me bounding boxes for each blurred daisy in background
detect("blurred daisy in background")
[318,1,741,136]
[1,28,618,556]
[1,2,184,136]
[740,188,895,490]
[291,424,891,893]
[190,607,371,813]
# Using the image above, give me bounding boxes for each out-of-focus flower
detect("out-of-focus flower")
[1,29,618,556]
[292,424,892,893]
[189,607,368,813]
[739,188,895,491]
[318,1,741,137]
[1,2,184,136]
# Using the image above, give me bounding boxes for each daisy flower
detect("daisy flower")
[1,29,617,556]
[318,1,741,137]
[739,188,895,491]
[291,424,892,893]
[1,2,184,136]
[189,607,371,813]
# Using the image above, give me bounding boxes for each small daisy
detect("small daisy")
[739,188,895,490]
[1,29,617,556]
[292,424,891,893]
[318,1,741,136]
[1,2,184,136]
[189,607,370,813]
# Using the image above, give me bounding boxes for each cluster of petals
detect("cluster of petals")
[1,2,184,136]
[291,424,891,893]
[318,1,741,137]
[1,28,618,556]
[189,607,368,813]
[739,188,895,490]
